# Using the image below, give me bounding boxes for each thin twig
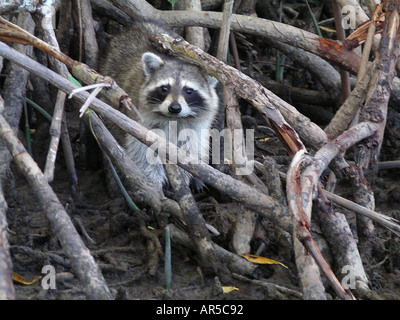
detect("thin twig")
[164,226,172,289]
[44,90,66,182]
[332,0,351,100]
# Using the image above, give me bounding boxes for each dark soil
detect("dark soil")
[6,102,400,300]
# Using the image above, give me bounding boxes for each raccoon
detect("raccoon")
[100,21,220,191]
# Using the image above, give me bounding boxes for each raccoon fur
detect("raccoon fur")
[100,21,221,191]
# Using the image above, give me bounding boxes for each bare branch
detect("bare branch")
[0,99,113,300]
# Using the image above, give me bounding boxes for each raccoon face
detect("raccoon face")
[140,52,218,119]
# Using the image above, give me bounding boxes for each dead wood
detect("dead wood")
[184,0,206,51]
[0,12,33,205]
[5,10,77,187]
[350,4,400,261]
[232,273,303,299]
[0,16,141,121]
[84,110,162,211]
[331,0,351,101]
[286,119,383,300]
[317,192,370,296]
[324,61,376,140]
[0,162,14,300]
[0,99,113,300]
[43,90,66,182]
[262,38,343,105]
[355,7,400,170]
[0,13,34,300]
[31,8,78,186]
[0,0,57,14]
[278,170,400,235]
[109,0,363,75]
[168,224,258,277]
[149,32,326,152]
[288,150,357,300]
[1,0,400,301]
[147,15,361,299]
[225,89,258,256]
[231,204,256,256]
[71,0,99,68]
[164,163,225,277]
[0,41,293,232]
[216,0,233,62]
[350,166,379,260]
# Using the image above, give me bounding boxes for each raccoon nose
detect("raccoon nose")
[168,103,182,114]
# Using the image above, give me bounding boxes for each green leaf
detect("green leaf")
[68,75,82,88]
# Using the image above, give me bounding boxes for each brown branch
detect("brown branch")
[0,99,113,300]
[85,110,162,211]
[44,90,66,182]
[148,24,357,299]
[82,102,221,241]
[317,197,380,298]
[168,224,258,277]
[0,41,293,233]
[286,150,327,300]
[0,16,141,121]
[324,62,376,139]
[149,32,324,153]
[216,0,233,62]
[0,116,14,298]
[164,163,225,277]
[184,0,205,50]
[287,151,355,300]
[32,8,77,185]
[225,88,258,255]
[110,0,363,74]
[72,0,99,68]
[289,121,380,299]
[331,0,351,100]
[355,5,400,169]
[278,169,400,235]
[0,16,76,68]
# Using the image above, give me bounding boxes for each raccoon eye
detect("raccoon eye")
[185,88,194,95]
[160,85,170,93]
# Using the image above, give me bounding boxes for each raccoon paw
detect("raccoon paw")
[190,177,207,193]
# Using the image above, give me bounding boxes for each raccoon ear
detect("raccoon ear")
[208,76,218,89]
[142,52,164,76]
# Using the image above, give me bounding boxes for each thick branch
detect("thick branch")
[150,32,327,152]
[0,102,113,300]
[110,0,362,74]
[355,7,400,169]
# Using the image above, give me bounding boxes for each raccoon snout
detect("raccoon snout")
[168,103,182,114]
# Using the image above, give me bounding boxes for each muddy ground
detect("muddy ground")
[5,102,400,300]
